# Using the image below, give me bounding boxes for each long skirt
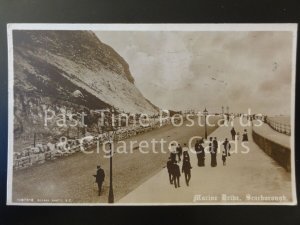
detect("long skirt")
[211,153,217,167]
[242,134,248,142]
[197,155,205,167]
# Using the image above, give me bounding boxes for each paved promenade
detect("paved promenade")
[118,118,293,204]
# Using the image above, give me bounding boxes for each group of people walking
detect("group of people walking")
[194,136,232,167]
[230,127,248,142]
[207,136,233,167]
[166,126,249,188]
[167,143,192,188]
[92,126,250,195]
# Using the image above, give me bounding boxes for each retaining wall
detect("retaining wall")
[252,129,291,172]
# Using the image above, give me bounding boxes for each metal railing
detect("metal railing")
[265,117,291,136]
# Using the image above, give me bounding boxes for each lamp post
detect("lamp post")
[33,132,36,147]
[203,108,208,139]
[108,138,114,203]
[101,107,119,204]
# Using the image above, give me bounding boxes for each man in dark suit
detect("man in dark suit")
[172,161,181,188]
[182,157,192,186]
[93,165,105,196]
[166,157,173,184]
[176,144,183,162]
[230,127,236,140]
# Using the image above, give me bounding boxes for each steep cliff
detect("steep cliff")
[13,30,158,142]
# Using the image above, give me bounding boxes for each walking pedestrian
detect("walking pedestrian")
[176,144,182,162]
[166,157,173,184]
[182,157,192,186]
[195,138,205,166]
[169,143,177,162]
[172,161,181,188]
[210,137,218,167]
[242,129,248,142]
[222,138,231,166]
[195,139,199,163]
[182,143,190,161]
[209,137,213,166]
[230,127,236,140]
[195,139,199,152]
[93,165,105,196]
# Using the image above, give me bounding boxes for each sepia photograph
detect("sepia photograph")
[7,24,297,205]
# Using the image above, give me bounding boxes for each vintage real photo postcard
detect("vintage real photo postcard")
[7,24,297,205]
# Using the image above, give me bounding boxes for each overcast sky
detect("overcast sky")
[96,31,293,115]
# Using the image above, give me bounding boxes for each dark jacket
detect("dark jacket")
[212,140,218,153]
[172,164,181,177]
[94,168,105,183]
[223,141,231,150]
[196,144,204,155]
[242,132,248,141]
[194,142,199,152]
[231,128,236,136]
[222,141,231,156]
[177,146,182,155]
[182,160,192,173]
[167,160,173,173]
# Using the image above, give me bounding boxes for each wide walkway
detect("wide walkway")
[118,118,293,204]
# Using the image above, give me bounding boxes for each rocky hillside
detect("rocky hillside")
[13,30,158,142]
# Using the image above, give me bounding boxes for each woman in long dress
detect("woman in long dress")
[197,138,205,167]
[242,129,248,142]
[210,137,218,167]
